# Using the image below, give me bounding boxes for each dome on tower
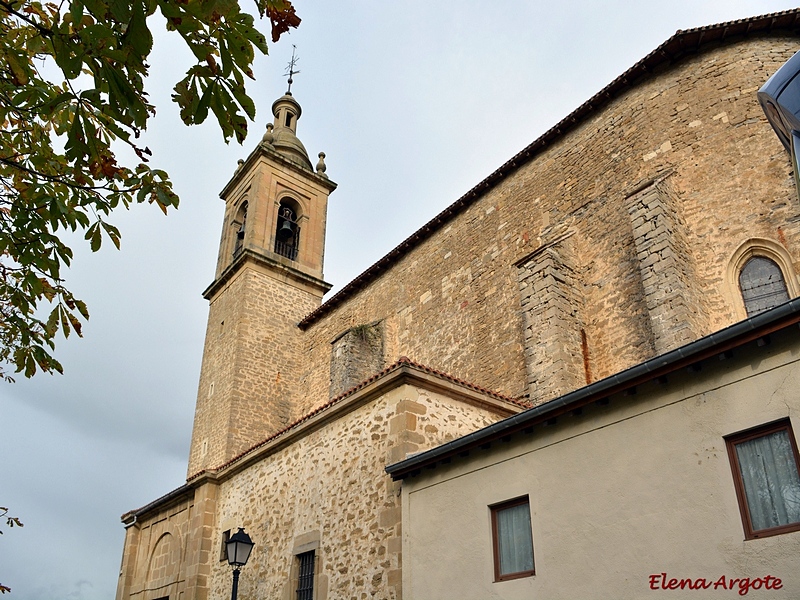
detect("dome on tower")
[269,93,313,170]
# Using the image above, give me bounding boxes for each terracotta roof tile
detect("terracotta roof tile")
[187,357,526,480]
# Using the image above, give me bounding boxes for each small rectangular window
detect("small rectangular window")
[219,529,230,562]
[726,419,800,539]
[296,550,315,600]
[490,496,535,582]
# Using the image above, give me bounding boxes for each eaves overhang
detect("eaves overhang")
[202,248,332,301]
[219,141,337,200]
[385,298,800,481]
[120,483,195,527]
[185,357,526,486]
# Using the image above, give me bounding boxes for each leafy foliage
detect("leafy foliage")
[0,506,23,593]
[0,0,299,381]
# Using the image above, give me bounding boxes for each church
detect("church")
[116,9,800,600]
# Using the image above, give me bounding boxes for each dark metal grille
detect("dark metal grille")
[296,551,315,600]
[275,238,299,261]
[739,256,790,316]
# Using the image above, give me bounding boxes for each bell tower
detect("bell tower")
[187,89,336,476]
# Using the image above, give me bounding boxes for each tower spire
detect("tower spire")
[285,45,300,95]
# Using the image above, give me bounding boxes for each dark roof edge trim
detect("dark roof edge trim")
[299,8,800,330]
[121,483,194,525]
[386,298,800,480]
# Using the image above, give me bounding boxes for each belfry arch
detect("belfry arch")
[275,197,302,261]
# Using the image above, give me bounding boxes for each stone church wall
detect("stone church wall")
[207,383,508,600]
[329,321,385,398]
[119,28,800,600]
[516,233,588,403]
[117,492,195,600]
[189,265,323,475]
[295,37,800,411]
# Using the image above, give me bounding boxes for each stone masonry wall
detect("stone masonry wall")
[117,497,193,600]
[188,265,322,476]
[294,37,800,413]
[626,177,708,354]
[117,484,221,600]
[207,384,507,600]
[517,234,588,404]
[329,322,385,398]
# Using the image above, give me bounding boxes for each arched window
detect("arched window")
[739,256,790,316]
[233,201,247,256]
[275,199,300,261]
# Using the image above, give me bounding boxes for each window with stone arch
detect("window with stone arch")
[727,239,798,319]
[739,256,790,316]
[275,197,301,261]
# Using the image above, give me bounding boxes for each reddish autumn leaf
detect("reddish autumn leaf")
[267,3,301,42]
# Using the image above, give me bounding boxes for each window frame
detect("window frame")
[725,238,799,320]
[295,550,315,600]
[725,418,800,540]
[738,256,790,317]
[219,529,230,562]
[490,495,535,582]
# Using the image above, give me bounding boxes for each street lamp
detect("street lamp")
[225,527,254,600]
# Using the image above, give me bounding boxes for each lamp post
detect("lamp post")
[225,527,254,600]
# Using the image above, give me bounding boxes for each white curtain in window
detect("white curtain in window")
[736,430,800,531]
[497,503,534,575]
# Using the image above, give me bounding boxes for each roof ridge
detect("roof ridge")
[298,8,800,330]
[186,356,525,480]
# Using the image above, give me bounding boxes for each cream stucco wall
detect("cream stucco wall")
[402,331,800,599]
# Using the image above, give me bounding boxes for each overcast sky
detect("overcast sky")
[2,2,799,599]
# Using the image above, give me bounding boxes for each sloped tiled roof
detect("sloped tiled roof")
[186,356,526,483]
[125,356,524,519]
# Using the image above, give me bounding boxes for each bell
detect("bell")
[277,219,294,241]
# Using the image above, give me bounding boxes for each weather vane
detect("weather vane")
[285,45,300,94]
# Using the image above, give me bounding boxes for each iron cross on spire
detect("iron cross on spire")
[285,45,300,94]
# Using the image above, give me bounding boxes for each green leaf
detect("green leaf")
[51,35,84,80]
[43,92,76,113]
[108,0,131,23]
[83,0,110,20]
[125,0,153,56]
[100,220,121,249]
[75,300,90,320]
[228,80,256,120]
[194,81,215,124]
[70,0,85,26]
[85,222,102,251]
[6,52,31,85]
